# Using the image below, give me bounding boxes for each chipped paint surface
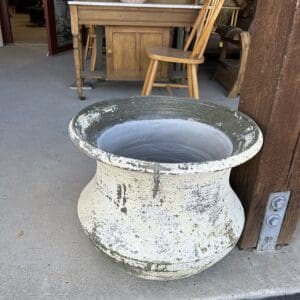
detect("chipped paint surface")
[78,165,244,280]
[69,96,263,280]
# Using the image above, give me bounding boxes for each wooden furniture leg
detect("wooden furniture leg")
[191,64,199,99]
[78,26,84,71]
[187,64,193,98]
[166,86,173,96]
[78,27,85,99]
[233,9,239,27]
[73,36,84,100]
[227,32,250,98]
[90,37,97,71]
[213,27,250,98]
[230,10,235,26]
[84,34,91,60]
[70,6,85,100]
[141,59,154,95]
[144,59,159,96]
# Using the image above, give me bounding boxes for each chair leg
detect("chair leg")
[84,36,90,60]
[191,64,200,99]
[144,59,159,96]
[166,86,173,96]
[227,83,239,98]
[187,64,193,98]
[90,38,97,71]
[141,59,154,96]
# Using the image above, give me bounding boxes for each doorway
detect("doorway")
[0,0,72,54]
[8,0,47,44]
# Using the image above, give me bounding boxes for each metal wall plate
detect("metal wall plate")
[257,191,291,251]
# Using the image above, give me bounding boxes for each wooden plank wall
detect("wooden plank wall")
[231,0,300,249]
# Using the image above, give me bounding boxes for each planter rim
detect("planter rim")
[69,96,263,175]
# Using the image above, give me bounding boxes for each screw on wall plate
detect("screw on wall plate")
[271,196,286,210]
[257,191,291,251]
[266,215,281,227]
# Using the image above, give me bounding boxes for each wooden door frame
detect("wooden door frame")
[43,0,72,55]
[231,0,300,249]
[0,0,13,44]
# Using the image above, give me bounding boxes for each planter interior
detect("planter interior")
[97,119,233,163]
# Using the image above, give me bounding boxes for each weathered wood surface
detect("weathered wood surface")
[231,0,300,249]
[70,5,85,99]
[77,6,198,27]
[106,26,170,80]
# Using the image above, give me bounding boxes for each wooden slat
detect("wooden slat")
[71,0,198,4]
[148,47,204,63]
[153,83,188,88]
[77,6,198,27]
[231,0,300,249]
[82,70,105,79]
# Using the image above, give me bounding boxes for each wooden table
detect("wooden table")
[68,1,239,100]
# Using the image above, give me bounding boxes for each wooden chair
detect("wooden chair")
[212,25,250,98]
[141,0,225,99]
[84,25,97,71]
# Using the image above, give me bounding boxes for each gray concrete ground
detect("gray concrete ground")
[0,44,299,300]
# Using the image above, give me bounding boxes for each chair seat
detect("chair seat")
[147,48,205,64]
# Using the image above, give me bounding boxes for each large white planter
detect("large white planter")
[69,96,263,280]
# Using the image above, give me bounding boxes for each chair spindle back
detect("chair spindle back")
[184,0,225,59]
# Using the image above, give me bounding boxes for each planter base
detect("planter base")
[78,169,244,280]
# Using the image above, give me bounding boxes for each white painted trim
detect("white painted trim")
[67,1,240,10]
[68,1,202,9]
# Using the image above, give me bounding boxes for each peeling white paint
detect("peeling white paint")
[69,96,263,280]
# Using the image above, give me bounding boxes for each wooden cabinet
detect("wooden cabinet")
[105,26,170,81]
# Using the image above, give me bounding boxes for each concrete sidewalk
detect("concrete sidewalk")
[0,44,299,300]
